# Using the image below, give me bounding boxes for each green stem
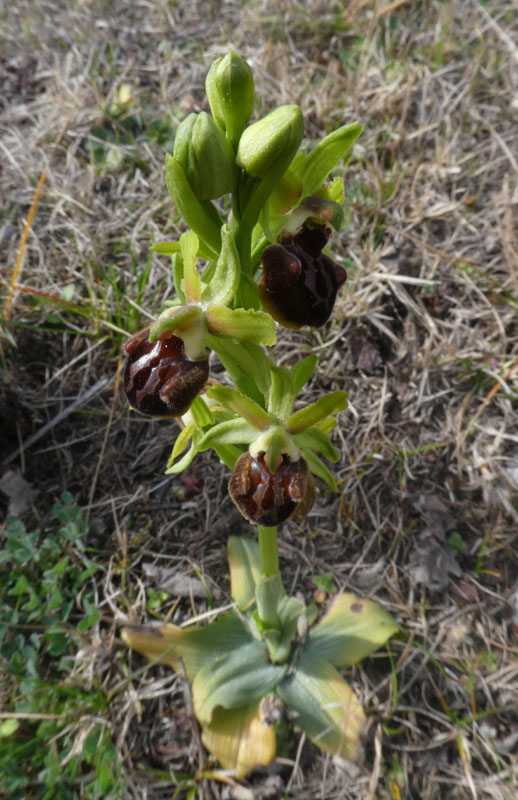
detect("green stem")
[258,526,279,576]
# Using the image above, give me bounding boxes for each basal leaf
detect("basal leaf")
[192,640,288,725]
[122,612,254,682]
[201,700,276,778]
[277,649,365,761]
[304,592,399,668]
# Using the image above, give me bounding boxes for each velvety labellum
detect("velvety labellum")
[229,452,312,526]
[124,328,209,417]
[259,219,347,329]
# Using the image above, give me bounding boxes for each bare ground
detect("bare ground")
[1,1,518,798]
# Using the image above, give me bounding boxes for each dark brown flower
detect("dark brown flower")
[228,452,311,526]
[124,328,209,418]
[259,218,347,329]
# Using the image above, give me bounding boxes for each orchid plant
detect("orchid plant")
[121,52,398,778]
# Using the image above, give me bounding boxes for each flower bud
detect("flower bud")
[173,112,236,201]
[124,328,209,418]
[236,105,304,179]
[228,452,309,526]
[205,51,255,150]
[258,218,347,329]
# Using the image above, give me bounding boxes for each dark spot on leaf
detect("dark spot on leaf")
[350,603,363,614]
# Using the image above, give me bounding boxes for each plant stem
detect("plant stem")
[258,526,279,576]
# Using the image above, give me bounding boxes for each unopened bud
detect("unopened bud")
[236,105,303,179]
[174,112,236,201]
[206,51,255,150]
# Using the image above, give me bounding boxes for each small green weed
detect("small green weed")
[0,494,125,799]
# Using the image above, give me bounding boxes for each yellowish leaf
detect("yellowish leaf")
[201,701,276,778]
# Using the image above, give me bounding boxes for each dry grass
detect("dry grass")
[1,0,518,798]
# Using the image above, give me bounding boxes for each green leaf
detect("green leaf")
[227,537,261,610]
[206,385,272,431]
[302,449,338,492]
[180,230,201,303]
[201,700,276,779]
[284,391,348,434]
[0,719,20,738]
[304,593,399,668]
[268,366,294,420]
[197,418,259,451]
[192,640,288,725]
[206,306,276,346]
[300,122,364,196]
[165,155,221,257]
[293,426,340,462]
[277,649,366,760]
[290,354,318,395]
[201,225,240,307]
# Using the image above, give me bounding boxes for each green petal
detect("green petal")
[206,385,272,431]
[197,418,259,451]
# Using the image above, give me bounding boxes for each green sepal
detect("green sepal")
[165,155,221,257]
[171,253,186,304]
[152,238,216,262]
[166,421,196,470]
[299,122,363,197]
[213,443,243,471]
[304,592,399,668]
[192,639,288,725]
[206,385,272,431]
[201,225,240,308]
[293,427,340,462]
[150,241,181,255]
[188,395,215,429]
[197,418,259,451]
[284,391,348,435]
[180,229,201,303]
[290,354,318,395]
[165,436,199,475]
[277,649,366,761]
[149,306,203,342]
[235,273,261,310]
[206,306,276,346]
[228,536,261,611]
[268,366,295,421]
[263,426,283,474]
[302,449,338,492]
[205,338,270,401]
